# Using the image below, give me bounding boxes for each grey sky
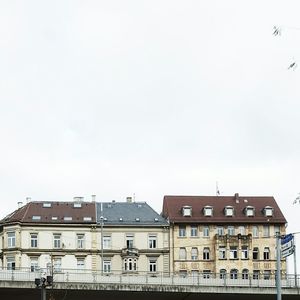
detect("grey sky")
[1,0,300,269]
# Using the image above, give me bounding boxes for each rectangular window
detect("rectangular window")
[53,258,62,272]
[7,256,15,270]
[203,226,209,237]
[179,225,186,237]
[264,270,271,280]
[217,226,224,236]
[219,246,226,259]
[77,234,85,249]
[263,225,270,237]
[253,270,260,280]
[53,234,61,249]
[253,248,259,260]
[7,232,16,248]
[126,234,134,249]
[30,234,38,248]
[191,247,198,260]
[229,246,238,259]
[252,226,259,238]
[203,270,211,279]
[103,235,111,249]
[30,258,39,272]
[274,225,280,235]
[179,247,187,260]
[148,235,157,249]
[149,258,157,272]
[241,246,248,259]
[228,226,235,236]
[239,226,246,235]
[190,226,198,237]
[103,260,111,273]
[77,258,85,270]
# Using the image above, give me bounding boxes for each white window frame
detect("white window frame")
[219,246,226,259]
[30,257,39,272]
[53,257,62,272]
[149,258,157,272]
[203,206,213,216]
[241,246,248,259]
[191,247,198,260]
[203,226,209,237]
[148,235,157,249]
[77,234,85,249]
[229,246,238,259]
[228,226,235,236]
[217,226,224,236]
[190,226,198,237]
[7,232,16,248]
[103,235,111,249]
[179,247,187,260]
[53,234,61,249]
[103,260,111,273]
[76,258,85,270]
[7,256,15,270]
[203,247,210,260]
[263,225,270,237]
[179,225,186,237]
[126,234,134,249]
[252,226,259,238]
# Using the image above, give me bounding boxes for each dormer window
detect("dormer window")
[182,206,192,217]
[203,206,213,217]
[264,206,273,217]
[73,203,82,208]
[225,206,234,217]
[245,206,255,217]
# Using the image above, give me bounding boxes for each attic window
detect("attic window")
[203,206,213,217]
[264,206,273,217]
[119,217,123,222]
[182,206,192,217]
[64,217,72,221]
[32,216,41,221]
[245,206,255,217]
[83,217,92,221]
[73,203,82,208]
[135,218,140,222]
[43,203,52,208]
[52,216,58,221]
[154,218,159,222]
[225,206,234,217]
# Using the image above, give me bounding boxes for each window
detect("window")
[228,226,235,236]
[64,216,72,221]
[149,258,157,272]
[245,206,255,217]
[253,270,260,280]
[7,232,16,248]
[83,217,92,222]
[124,257,137,272]
[126,234,134,249]
[191,270,199,278]
[179,247,187,260]
[203,206,213,216]
[30,258,39,272]
[43,203,52,208]
[148,235,157,248]
[53,258,62,272]
[73,202,82,208]
[274,225,280,235]
[53,234,61,249]
[264,206,273,217]
[229,246,238,259]
[217,226,224,236]
[253,247,259,260]
[103,260,111,273]
[230,269,238,279]
[225,206,234,216]
[179,225,186,237]
[179,270,187,278]
[241,246,248,259]
[239,226,246,235]
[264,270,271,280]
[203,270,211,279]
[190,226,198,237]
[220,269,227,279]
[252,226,259,238]
[203,226,209,237]
[77,234,85,249]
[242,269,249,279]
[219,246,226,259]
[7,256,15,270]
[77,258,85,270]
[182,206,192,216]
[263,225,270,237]
[30,234,38,248]
[263,247,270,260]
[32,216,41,221]
[103,235,111,249]
[203,247,210,260]
[191,247,198,260]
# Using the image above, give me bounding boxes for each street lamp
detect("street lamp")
[35,275,53,300]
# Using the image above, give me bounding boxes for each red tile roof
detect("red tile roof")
[162,194,287,224]
[1,201,96,224]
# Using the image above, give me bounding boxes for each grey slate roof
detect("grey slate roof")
[96,201,168,226]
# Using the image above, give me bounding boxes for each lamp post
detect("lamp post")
[35,274,53,300]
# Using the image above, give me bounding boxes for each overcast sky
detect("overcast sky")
[1,1,300,271]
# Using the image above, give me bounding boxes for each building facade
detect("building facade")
[162,193,287,279]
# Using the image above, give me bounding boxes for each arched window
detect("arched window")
[179,247,187,260]
[191,247,198,260]
[203,247,210,260]
[123,257,137,272]
[230,269,238,279]
[263,247,270,260]
[242,269,249,279]
[253,247,259,260]
[220,269,227,279]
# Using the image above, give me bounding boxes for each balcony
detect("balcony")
[121,247,139,257]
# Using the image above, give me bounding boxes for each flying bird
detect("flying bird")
[273,26,281,36]
[288,61,297,70]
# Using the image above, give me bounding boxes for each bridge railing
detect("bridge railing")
[0,267,299,289]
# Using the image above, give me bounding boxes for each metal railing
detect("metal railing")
[0,268,299,289]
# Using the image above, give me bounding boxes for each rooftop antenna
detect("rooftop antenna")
[293,193,300,205]
[216,182,220,196]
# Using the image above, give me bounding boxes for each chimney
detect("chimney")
[126,197,132,203]
[26,197,31,203]
[234,193,239,203]
[91,195,96,202]
[18,201,23,209]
